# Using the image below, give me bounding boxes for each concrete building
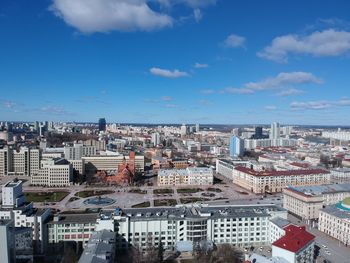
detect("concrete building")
[151,132,161,147]
[48,213,98,245]
[270,122,280,140]
[233,166,330,194]
[31,158,73,187]
[158,167,213,186]
[331,168,350,183]
[0,147,40,176]
[68,159,85,175]
[83,154,144,174]
[180,124,187,136]
[272,225,315,263]
[0,180,51,253]
[113,203,287,251]
[99,118,107,132]
[0,219,15,263]
[78,230,116,263]
[64,143,96,160]
[283,184,350,220]
[318,198,350,246]
[229,136,244,157]
[1,180,26,208]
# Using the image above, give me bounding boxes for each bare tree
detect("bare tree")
[209,244,243,263]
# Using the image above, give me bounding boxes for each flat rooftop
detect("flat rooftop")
[121,203,285,221]
[285,183,350,196]
[3,180,22,188]
[235,166,329,177]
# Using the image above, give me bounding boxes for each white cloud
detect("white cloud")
[222,34,246,48]
[194,62,208,68]
[193,9,202,22]
[290,98,350,110]
[201,72,322,95]
[181,0,217,8]
[2,101,17,109]
[265,105,277,110]
[258,29,350,63]
[276,88,304,96]
[150,67,189,78]
[50,0,173,33]
[160,96,173,101]
[221,87,254,94]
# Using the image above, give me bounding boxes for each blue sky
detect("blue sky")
[1,0,350,125]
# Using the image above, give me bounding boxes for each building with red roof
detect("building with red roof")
[272,225,315,263]
[233,166,330,193]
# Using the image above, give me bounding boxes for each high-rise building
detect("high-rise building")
[229,136,244,157]
[98,118,106,132]
[180,124,187,136]
[64,143,96,160]
[195,123,200,132]
[270,122,280,140]
[151,132,161,146]
[255,126,263,139]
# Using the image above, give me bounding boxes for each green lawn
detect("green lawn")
[154,199,177,207]
[180,197,209,204]
[129,188,147,194]
[207,187,222,192]
[132,201,151,208]
[75,190,114,198]
[24,191,69,202]
[153,189,174,194]
[177,188,203,193]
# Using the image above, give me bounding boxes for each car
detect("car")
[322,244,327,248]
[325,251,331,255]
[259,247,263,251]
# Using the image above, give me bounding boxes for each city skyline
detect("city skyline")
[1,0,350,125]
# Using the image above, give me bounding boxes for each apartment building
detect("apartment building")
[64,143,96,160]
[233,166,330,193]
[157,167,213,186]
[318,198,350,246]
[283,184,350,220]
[31,158,73,187]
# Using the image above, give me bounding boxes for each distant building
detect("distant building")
[229,136,244,157]
[158,167,213,186]
[151,132,161,146]
[195,123,200,132]
[64,143,96,160]
[254,126,263,139]
[0,147,40,177]
[98,118,106,132]
[180,124,187,136]
[270,122,280,140]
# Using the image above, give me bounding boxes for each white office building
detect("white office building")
[64,143,96,160]
[158,167,213,186]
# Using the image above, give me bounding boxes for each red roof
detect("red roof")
[289,162,310,168]
[234,166,329,177]
[272,225,315,253]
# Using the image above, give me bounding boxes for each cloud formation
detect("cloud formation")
[258,29,350,62]
[194,62,208,68]
[276,88,304,96]
[50,0,173,33]
[290,98,350,110]
[202,72,322,95]
[150,67,189,78]
[222,34,246,48]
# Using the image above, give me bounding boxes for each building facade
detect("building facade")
[233,166,330,194]
[283,184,350,220]
[157,167,213,186]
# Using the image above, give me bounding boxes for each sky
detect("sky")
[1,0,350,125]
